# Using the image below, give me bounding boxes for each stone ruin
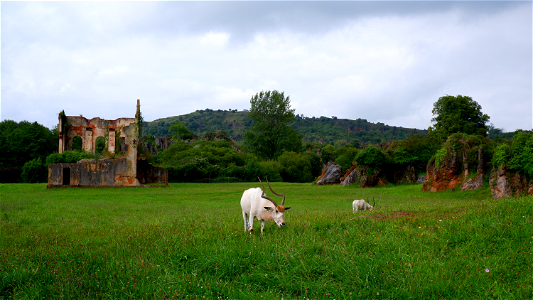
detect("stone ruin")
[47,100,167,188]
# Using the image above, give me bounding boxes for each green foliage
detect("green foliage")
[355,145,388,170]
[434,148,448,169]
[160,140,248,182]
[430,95,490,140]
[0,120,57,169]
[492,144,511,168]
[45,151,95,165]
[169,122,195,141]
[135,100,143,137]
[1,183,531,299]
[507,131,533,176]
[255,160,283,182]
[243,90,302,159]
[320,144,336,163]
[21,158,47,183]
[277,151,313,183]
[302,150,323,178]
[334,145,359,172]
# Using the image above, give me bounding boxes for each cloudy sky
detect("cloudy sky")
[1,1,531,132]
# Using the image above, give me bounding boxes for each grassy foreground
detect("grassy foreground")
[1,183,532,299]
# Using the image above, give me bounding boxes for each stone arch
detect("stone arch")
[72,136,83,151]
[95,136,106,155]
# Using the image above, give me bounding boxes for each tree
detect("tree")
[430,95,490,140]
[169,122,195,141]
[0,120,57,169]
[355,145,388,172]
[243,90,302,159]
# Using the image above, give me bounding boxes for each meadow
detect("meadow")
[1,182,532,299]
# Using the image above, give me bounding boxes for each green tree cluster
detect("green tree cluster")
[243,90,302,159]
[493,131,533,176]
[0,120,57,183]
[430,95,490,140]
[158,135,321,183]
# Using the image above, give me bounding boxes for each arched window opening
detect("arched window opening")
[95,136,106,156]
[72,136,83,152]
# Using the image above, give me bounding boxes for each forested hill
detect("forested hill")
[143,109,428,146]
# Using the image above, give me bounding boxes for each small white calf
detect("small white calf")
[240,177,291,234]
[352,197,375,213]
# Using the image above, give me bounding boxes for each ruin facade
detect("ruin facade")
[47,100,168,188]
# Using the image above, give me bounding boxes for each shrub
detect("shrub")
[492,144,510,168]
[508,131,533,176]
[277,151,313,183]
[45,151,94,165]
[21,158,47,183]
[302,150,323,178]
[257,160,283,182]
[355,145,387,171]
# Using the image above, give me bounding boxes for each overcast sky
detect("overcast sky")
[1,1,531,132]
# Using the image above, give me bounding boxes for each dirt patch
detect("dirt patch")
[350,212,413,221]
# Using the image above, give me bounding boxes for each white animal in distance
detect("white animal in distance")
[240,177,291,234]
[352,197,375,213]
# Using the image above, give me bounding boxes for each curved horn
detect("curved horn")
[258,177,278,207]
[266,177,286,205]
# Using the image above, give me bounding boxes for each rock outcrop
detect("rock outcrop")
[461,173,484,192]
[341,166,357,187]
[422,150,465,192]
[316,163,342,185]
[339,164,388,188]
[489,166,533,199]
[391,164,416,185]
[423,134,489,193]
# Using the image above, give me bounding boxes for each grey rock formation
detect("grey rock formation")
[316,164,342,185]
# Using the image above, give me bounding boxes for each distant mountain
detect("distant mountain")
[143,109,428,146]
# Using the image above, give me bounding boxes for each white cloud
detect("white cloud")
[1,1,530,132]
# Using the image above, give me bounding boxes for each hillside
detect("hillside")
[144,109,428,146]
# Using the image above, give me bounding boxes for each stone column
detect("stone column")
[108,129,115,153]
[58,115,64,154]
[84,128,93,153]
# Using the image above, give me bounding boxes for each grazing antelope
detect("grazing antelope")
[352,197,375,213]
[240,177,291,234]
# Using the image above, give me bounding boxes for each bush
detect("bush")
[277,151,313,183]
[508,131,533,176]
[492,144,510,168]
[303,150,323,178]
[257,160,283,182]
[45,151,94,165]
[334,155,353,173]
[355,145,387,171]
[21,158,47,183]
[320,144,336,164]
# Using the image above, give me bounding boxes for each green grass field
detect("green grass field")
[1,183,532,299]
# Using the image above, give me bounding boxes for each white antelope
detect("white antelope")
[240,177,291,234]
[352,197,375,213]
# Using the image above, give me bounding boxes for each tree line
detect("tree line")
[1,92,528,184]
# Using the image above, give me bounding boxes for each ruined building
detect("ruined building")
[47,100,167,188]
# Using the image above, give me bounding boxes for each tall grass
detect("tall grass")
[1,183,532,299]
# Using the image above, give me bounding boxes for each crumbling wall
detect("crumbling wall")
[47,158,167,188]
[59,116,135,155]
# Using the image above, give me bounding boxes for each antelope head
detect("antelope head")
[258,177,291,227]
